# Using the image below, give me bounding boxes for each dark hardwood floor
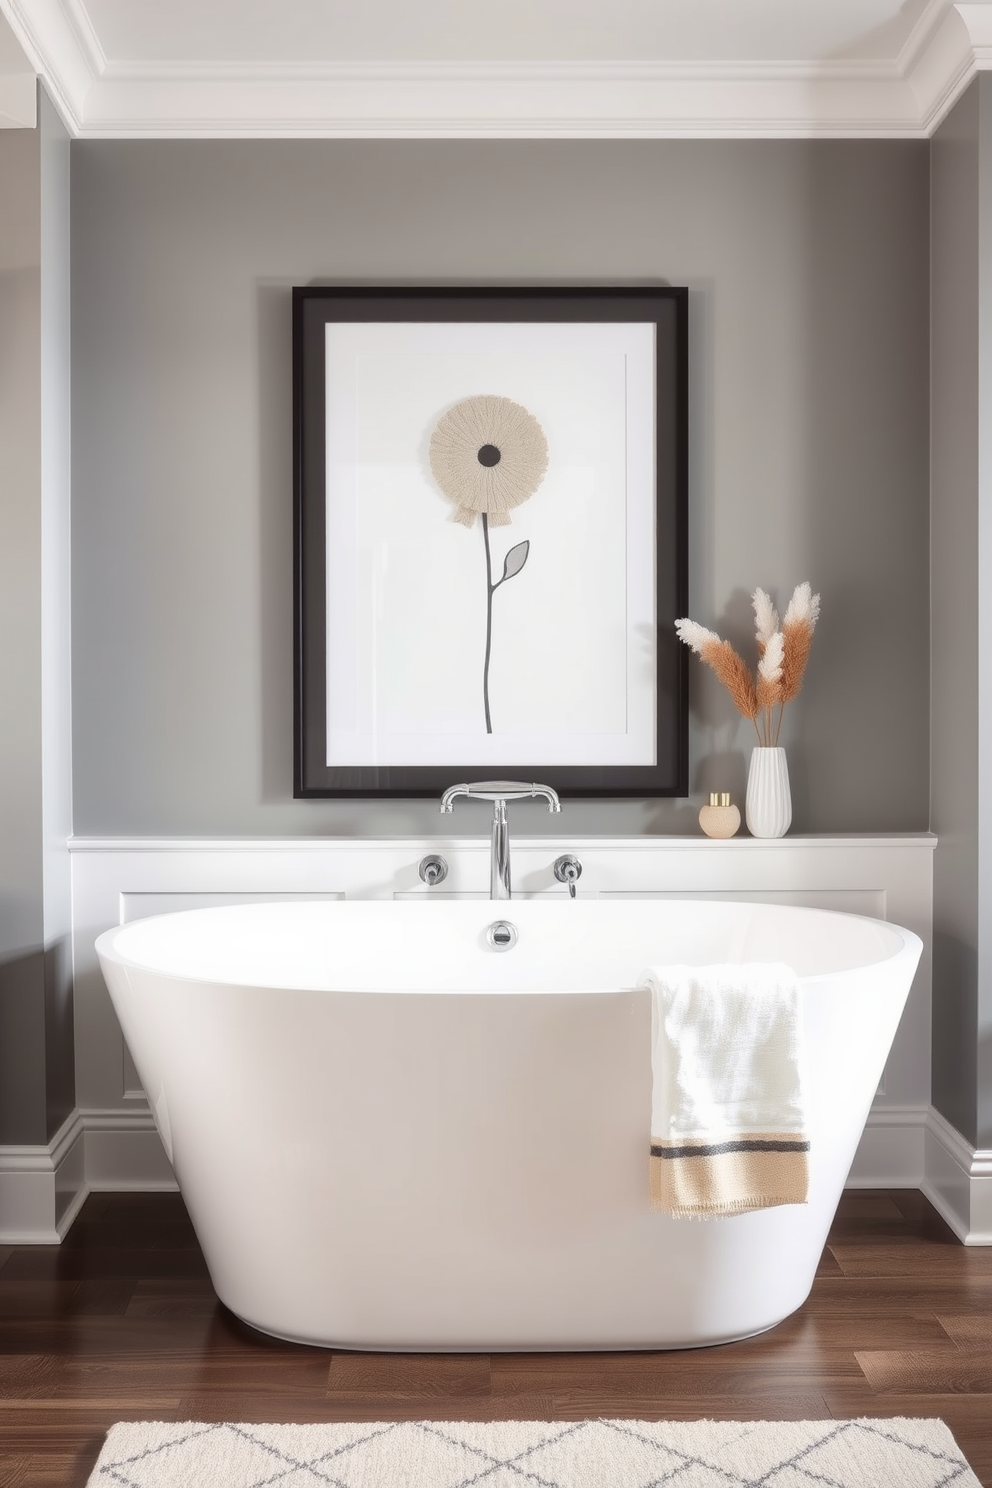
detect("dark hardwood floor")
[1,1189,990,1487]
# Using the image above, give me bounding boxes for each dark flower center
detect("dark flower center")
[477,444,502,467]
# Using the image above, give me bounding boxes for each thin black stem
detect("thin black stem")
[482,512,493,734]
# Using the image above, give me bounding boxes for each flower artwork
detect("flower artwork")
[675,582,821,745]
[429,395,549,733]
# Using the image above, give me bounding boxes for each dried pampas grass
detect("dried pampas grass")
[756,630,784,710]
[676,581,821,745]
[701,638,760,721]
[752,588,779,655]
[674,619,759,722]
[780,582,821,704]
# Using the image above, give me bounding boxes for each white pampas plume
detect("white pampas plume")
[780,581,821,705]
[784,581,821,630]
[752,588,779,649]
[756,629,784,719]
[757,630,784,685]
[674,618,720,655]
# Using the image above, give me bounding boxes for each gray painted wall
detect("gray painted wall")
[39,89,74,1139]
[931,81,980,1145]
[929,74,992,1152]
[0,121,47,1143]
[0,125,43,955]
[980,85,992,1153]
[69,139,930,839]
[0,90,74,1144]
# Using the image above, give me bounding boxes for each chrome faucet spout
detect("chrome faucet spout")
[491,798,511,901]
[439,780,561,899]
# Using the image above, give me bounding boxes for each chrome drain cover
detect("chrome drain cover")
[486,920,518,951]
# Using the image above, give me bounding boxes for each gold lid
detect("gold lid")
[708,792,732,807]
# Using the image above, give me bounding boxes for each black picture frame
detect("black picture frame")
[293,285,688,798]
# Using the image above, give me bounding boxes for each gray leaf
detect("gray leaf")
[500,541,530,583]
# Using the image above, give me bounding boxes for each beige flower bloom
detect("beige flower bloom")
[429,394,549,527]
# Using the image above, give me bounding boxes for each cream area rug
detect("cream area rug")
[87,1417,981,1487]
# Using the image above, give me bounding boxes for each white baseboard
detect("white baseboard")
[921,1105,992,1245]
[78,1107,179,1192]
[0,1107,176,1243]
[847,1102,928,1188]
[0,1109,87,1242]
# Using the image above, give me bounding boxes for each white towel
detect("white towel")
[643,962,809,1218]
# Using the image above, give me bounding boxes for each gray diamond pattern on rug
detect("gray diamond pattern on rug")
[87,1417,982,1488]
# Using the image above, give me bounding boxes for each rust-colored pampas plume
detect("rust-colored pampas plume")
[780,582,821,703]
[674,620,759,721]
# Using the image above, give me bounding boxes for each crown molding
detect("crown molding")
[0,0,99,132]
[1,61,939,139]
[909,0,987,131]
[1,0,991,138]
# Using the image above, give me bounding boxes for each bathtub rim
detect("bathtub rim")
[94,896,924,996]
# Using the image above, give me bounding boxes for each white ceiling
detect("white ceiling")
[1,0,991,137]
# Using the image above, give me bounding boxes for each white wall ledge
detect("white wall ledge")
[67,833,939,852]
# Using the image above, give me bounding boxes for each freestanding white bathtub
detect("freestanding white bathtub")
[95,898,921,1352]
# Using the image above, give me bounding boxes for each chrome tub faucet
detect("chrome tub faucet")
[440,781,560,900]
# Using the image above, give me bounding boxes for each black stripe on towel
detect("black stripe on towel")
[651,1138,811,1160]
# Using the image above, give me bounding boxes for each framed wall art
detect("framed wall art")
[293,285,688,798]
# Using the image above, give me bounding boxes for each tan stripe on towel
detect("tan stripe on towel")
[649,1133,809,1217]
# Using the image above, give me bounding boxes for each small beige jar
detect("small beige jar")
[698,791,741,839]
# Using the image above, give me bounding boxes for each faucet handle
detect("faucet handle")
[419,854,448,887]
[553,853,583,898]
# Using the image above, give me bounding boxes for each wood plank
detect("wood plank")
[39,1352,332,1399]
[935,1314,992,1352]
[0,1403,184,1433]
[831,1193,907,1223]
[0,1315,235,1356]
[803,1275,992,1314]
[490,1353,859,1398]
[69,1192,186,1226]
[829,1241,992,1278]
[177,1393,548,1424]
[329,1353,491,1397]
[0,1247,210,1281]
[0,1282,81,1316]
[124,1280,222,1319]
[0,1280,133,1318]
[855,1349,992,1394]
[826,1195,931,1244]
[753,1312,958,1351]
[887,1189,965,1236]
[0,1357,62,1397]
[541,1393,831,1420]
[0,1453,90,1488]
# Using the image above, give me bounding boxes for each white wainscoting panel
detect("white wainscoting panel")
[1,833,946,1242]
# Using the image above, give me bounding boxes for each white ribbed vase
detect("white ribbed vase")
[745,746,792,838]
